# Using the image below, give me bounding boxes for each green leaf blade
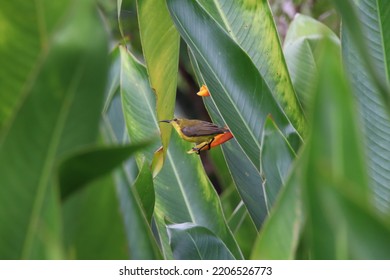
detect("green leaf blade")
[154,132,243,259]
[304,39,372,259]
[59,143,152,200]
[137,0,180,161]
[63,175,129,259]
[261,116,296,210]
[167,0,302,169]
[133,159,155,223]
[0,0,108,259]
[342,0,390,213]
[114,168,162,259]
[119,47,160,163]
[0,1,62,129]
[167,223,235,260]
[331,0,390,111]
[284,14,340,110]
[102,50,162,260]
[251,118,302,260]
[189,49,267,228]
[251,163,304,260]
[119,46,242,259]
[198,0,306,135]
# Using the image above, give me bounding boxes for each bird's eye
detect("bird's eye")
[173,118,178,121]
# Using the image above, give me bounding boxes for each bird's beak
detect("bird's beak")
[159,120,172,123]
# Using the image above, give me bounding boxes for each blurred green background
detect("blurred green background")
[0,0,389,260]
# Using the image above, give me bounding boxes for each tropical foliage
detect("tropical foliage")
[0,0,389,259]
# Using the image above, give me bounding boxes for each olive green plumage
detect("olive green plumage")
[160,118,228,144]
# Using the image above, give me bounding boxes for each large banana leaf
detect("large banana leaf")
[226,202,258,259]
[251,121,303,259]
[196,0,305,135]
[284,14,340,110]
[0,0,107,259]
[119,46,242,259]
[0,1,54,129]
[167,223,235,260]
[202,93,267,228]
[342,0,390,214]
[62,174,128,259]
[119,48,160,162]
[133,159,155,223]
[188,49,267,228]
[114,167,162,259]
[305,167,390,259]
[58,143,153,200]
[167,0,302,170]
[208,146,234,191]
[304,40,373,259]
[260,117,297,211]
[137,0,180,160]
[331,0,390,111]
[101,50,162,259]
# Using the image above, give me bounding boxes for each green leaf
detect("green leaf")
[59,143,153,200]
[222,140,267,228]
[208,146,234,191]
[153,132,242,259]
[167,223,235,260]
[284,14,340,46]
[119,48,161,163]
[0,0,107,259]
[137,0,180,163]
[342,0,390,214]
[0,1,58,129]
[251,155,304,260]
[307,40,370,202]
[133,159,155,223]
[260,116,296,210]
[103,49,121,115]
[304,40,371,259]
[204,89,268,228]
[284,14,340,110]
[305,167,390,259]
[196,0,306,136]
[221,189,243,226]
[101,116,162,259]
[63,174,128,259]
[167,0,302,169]
[113,168,162,259]
[101,53,162,260]
[119,46,242,259]
[102,51,137,183]
[337,192,390,259]
[117,0,125,40]
[151,146,164,177]
[331,0,390,111]
[188,48,268,229]
[227,202,258,259]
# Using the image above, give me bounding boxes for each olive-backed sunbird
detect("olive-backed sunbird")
[159,118,229,153]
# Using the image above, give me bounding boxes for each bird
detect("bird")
[159,118,230,153]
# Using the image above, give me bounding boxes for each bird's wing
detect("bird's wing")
[181,121,227,137]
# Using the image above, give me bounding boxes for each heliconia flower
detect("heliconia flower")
[196,85,210,97]
[187,130,234,154]
[210,130,233,147]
